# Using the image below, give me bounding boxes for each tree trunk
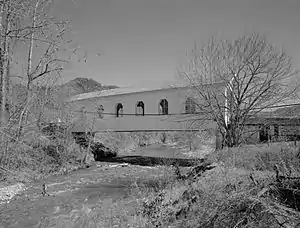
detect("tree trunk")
[1,43,10,125]
[0,4,4,125]
[222,115,245,148]
[0,47,3,124]
[16,87,32,138]
[16,1,38,137]
[36,86,50,129]
[0,2,11,125]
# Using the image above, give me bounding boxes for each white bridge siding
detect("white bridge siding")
[67,86,218,132]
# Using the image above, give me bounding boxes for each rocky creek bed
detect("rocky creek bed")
[0,162,173,228]
[0,144,202,228]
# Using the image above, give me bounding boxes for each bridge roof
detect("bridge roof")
[66,84,186,102]
[66,80,225,102]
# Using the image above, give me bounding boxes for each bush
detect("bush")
[42,144,64,165]
[0,124,87,182]
[40,122,68,141]
[90,142,117,160]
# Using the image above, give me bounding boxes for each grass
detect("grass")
[208,142,300,173]
[131,142,300,228]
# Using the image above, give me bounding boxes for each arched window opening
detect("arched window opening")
[97,105,104,118]
[136,101,145,116]
[185,97,196,114]
[116,103,123,117]
[159,99,168,115]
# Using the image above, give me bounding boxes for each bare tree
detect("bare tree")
[0,0,83,139]
[178,33,299,147]
[11,0,74,137]
[0,0,13,125]
[0,0,36,125]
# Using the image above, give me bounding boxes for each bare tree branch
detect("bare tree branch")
[178,33,300,147]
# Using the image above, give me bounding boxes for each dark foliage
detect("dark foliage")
[72,132,117,160]
[90,142,117,160]
[61,77,119,96]
[41,122,68,140]
[42,144,64,164]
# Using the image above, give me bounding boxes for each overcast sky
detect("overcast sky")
[53,0,300,87]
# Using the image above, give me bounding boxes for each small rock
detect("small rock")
[0,183,26,203]
[53,206,60,214]
[108,163,130,168]
[84,152,95,165]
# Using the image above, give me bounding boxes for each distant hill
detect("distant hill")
[60,77,119,97]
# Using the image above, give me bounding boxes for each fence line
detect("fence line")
[84,129,206,133]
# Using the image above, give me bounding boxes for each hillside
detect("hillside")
[60,77,119,97]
